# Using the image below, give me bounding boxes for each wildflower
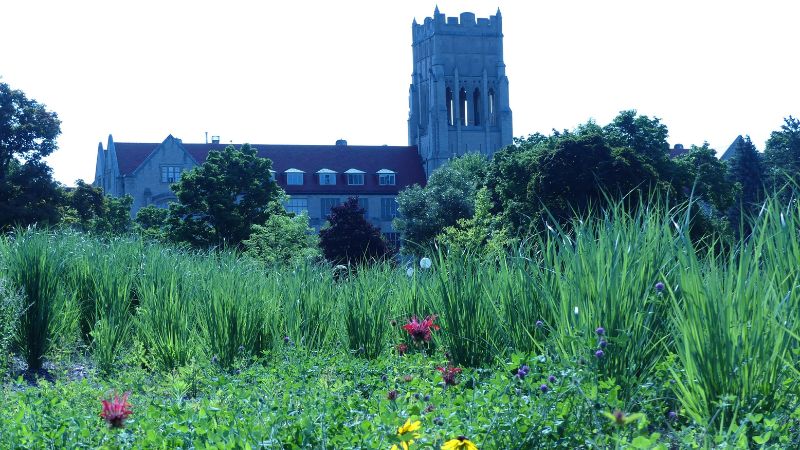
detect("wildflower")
[391,418,422,450]
[595,327,605,336]
[668,411,678,421]
[381,374,388,382]
[433,416,444,426]
[420,257,432,269]
[595,349,605,358]
[283,335,291,345]
[540,383,550,393]
[424,403,436,413]
[403,374,414,382]
[599,339,607,348]
[548,375,557,383]
[515,365,530,379]
[387,390,398,401]
[442,435,478,450]
[397,343,409,356]
[210,355,218,365]
[406,267,415,277]
[655,281,665,293]
[436,365,462,386]
[423,394,430,402]
[535,320,544,328]
[100,392,132,428]
[402,315,440,343]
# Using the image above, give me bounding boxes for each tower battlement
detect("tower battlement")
[412,9,501,41]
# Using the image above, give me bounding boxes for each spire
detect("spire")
[413,17,417,25]
[434,5,440,15]
[496,8,502,16]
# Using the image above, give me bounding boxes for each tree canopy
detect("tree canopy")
[166,144,283,248]
[319,197,390,265]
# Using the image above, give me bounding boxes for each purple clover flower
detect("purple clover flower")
[540,384,549,393]
[595,327,605,336]
[548,375,557,383]
[599,339,608,348]
[668,411,678,421]
[655,281,665,293]
[535,320,544,328]
[595,349,605,358]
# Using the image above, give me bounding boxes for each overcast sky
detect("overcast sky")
[2,0,798,185]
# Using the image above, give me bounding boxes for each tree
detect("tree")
[135,205,169,240]
[394,154,488,251]
[319,197,390,265]
[436,187,515,256]
[166,144,283,248]
[243,211,320,266]
[726,136,764,229]
[0,82,63,230]
[764,116,800,190]
[60,180,133,234]
[675,143,735,213]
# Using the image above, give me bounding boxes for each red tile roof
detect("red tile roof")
[113,141,427,194]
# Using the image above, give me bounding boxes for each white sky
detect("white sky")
[2,1,798,185]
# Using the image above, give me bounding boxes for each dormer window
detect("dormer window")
[285,168,305,185]
[317,168,337,185]
[345,168,365,186]
[269,170,276,182]
[377,169,396,186]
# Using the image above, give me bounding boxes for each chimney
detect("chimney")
[335,139,348,147]
[211,135,220,144]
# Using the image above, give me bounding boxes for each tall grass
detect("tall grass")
[341,266,392,359]
[0,277,24,373]
[273,264,338,350]
[198,254,272,369]
[135,246,196,370]
[3,231,68,371]
[538,202,678,390]
[670,198,800,430]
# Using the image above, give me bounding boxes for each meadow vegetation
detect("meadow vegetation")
[0,198,799,448]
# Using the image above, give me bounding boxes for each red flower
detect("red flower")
[100,392,132,428]
[396,343,409,356]
[436,365,462,386]
[402,315,440,342]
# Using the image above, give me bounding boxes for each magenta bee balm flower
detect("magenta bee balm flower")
[100,392,132,428]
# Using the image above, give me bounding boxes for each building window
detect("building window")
[459,87,468,126]
[321,198,340,217]
[383,232,400,249]
[358,197,369,218]
[287,172,304,185]
[488,89,496,125]
[473,88,481,126]
[284,198,308,215]
[446,87,454,126]
[379,173,396,185]
[161,166,182,183]
[319,173,336,185]
[347,173,364,185]
[381,197,398,220]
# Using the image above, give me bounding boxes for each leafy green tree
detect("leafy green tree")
[135,205,169,240]
[319,197,390,265]
[166,144,283,248]
[60,180,133,234]
[0,82,63,230]
[675,143,735,213]
[394,154,488,251]
[243,211,320,266]
[436,187,514,256]
[764,116,800,189]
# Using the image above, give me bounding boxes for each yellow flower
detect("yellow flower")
[390,418,422,450]
[442,436,478,450]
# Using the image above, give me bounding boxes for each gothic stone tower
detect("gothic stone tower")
[408,7,513,176]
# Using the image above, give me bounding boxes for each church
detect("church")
[93,8,513,239]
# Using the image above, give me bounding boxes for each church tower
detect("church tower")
[408,7,513,176]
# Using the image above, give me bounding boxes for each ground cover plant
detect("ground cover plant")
[0,197,799,448]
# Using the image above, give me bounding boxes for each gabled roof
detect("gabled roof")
[109,139,427,194]
[720,135,745,161]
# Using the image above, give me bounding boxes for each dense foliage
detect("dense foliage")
[166,143,283,248]
[0,198,799,447]
[244,211,320,266]
[319,197,390,265]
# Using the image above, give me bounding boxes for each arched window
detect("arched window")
[488,89,496,125]
[473,88,481,126]
[459,88,468,126]
[445,88,454,126]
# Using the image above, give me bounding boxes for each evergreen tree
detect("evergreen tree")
[726,136,764,229]
[764,116,800,190]
[319,197,390,265]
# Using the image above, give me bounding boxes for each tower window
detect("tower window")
[459,88,468,126]
[446,88,454,126]
[473,88,481,126]
[488,89,496,125]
